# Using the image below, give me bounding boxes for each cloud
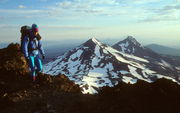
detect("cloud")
[87,0,120,6]
[139,15,180,22]
[0,16,5,19]
[56,1,73,9]
[38,0,48,2]
[52,0,123,17]
[160,5,180,13]
[138,2,180,23]
[0,9,45,14]
[55,0,94,11]
[0,0,8,3]
[42,25,94,30]
[0,8,52,21]
[52,0,171,18]
[55,0,121,9]
[130,0,163,5]
[1,0,179,25]
[18,5,26,9]
[0,24,18,28]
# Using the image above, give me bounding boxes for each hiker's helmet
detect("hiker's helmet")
[32,24,39,32]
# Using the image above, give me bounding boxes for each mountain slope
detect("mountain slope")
[112,36,180,69]
[44,38,179,94]
[112,36,164,61]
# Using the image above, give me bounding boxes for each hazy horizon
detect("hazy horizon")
[0,0,180,48]
[1,37,180,50]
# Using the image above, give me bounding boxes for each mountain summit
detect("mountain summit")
[44,38,180,94]
[83,38,102,47]
[112,36,166,60]
[112,36,145,55]
[124,36,141,47]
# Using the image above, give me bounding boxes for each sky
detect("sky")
[0,0,180,47]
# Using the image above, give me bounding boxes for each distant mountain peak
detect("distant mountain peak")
[91,37,98,41]
[112,36,143,55]
[112,36,166,60]
[91,37,102,45]
[82,37,102,47]
[124,36,141,47]
[126,36,135,40]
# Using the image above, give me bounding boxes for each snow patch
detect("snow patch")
[120,70,129,74]
[92,38,102,46]
[118,41,129,53]
[159,59,173,69]
[122,76,137,84]
[176,66,180,70]
[128,65,150,82]
[70,49,83,59]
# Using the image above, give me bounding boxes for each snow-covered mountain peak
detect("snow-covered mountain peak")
[82,38,102,48]
[112,36,144,55]
[44,38,179,94]
[91,37,103,46]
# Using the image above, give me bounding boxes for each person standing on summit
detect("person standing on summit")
[22,24,45,82]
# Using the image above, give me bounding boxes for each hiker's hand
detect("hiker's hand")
[42,55,45,60]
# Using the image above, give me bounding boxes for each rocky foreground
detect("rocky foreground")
[0,44,180,113]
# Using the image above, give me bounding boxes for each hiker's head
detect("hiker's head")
[32,24,39,36]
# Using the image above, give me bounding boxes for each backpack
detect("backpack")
[20,25,42,52]
[20,25,31,51]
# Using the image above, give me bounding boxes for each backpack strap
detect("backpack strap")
[28,33,41,52]
[28,38,39,52]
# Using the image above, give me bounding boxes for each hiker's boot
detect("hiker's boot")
[33,76,36,82]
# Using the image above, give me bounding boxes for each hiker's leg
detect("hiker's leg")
[29,56,36,80]
[35,55,43,73]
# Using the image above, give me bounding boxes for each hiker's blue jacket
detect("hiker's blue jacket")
[22,31,45,58]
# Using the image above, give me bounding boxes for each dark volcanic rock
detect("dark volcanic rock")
[0,43,29,75]
[0,43,81,113]
[98,78,180,113]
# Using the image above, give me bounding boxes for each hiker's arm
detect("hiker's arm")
[22,36,29,59]
[38,40,45,57]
